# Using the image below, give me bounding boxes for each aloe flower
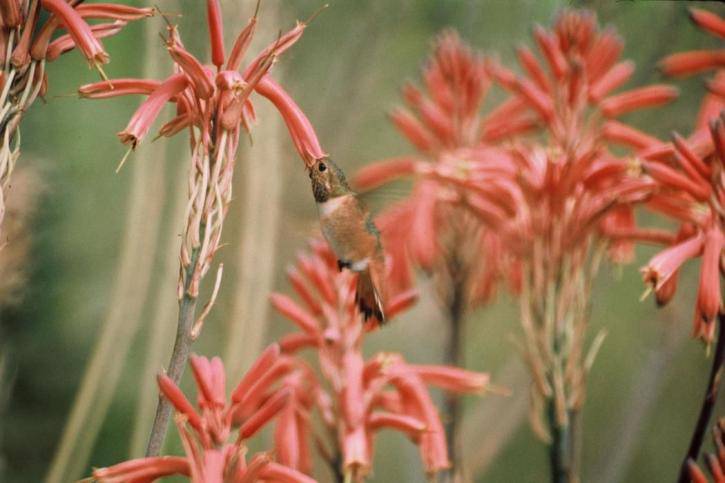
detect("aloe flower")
[0,0,152,244]
[269,240,489,481]
[640,122,724,343]
[351,35,519,474]
[357,10,673,482]
[92,353,315,483]
[80,0,325,456]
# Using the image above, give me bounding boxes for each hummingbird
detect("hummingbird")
[308,157,387,324]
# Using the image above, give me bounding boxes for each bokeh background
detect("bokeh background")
[1,0,724,481]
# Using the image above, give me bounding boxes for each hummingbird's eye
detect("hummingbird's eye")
[318,162,327,172]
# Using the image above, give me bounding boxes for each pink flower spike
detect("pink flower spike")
[206,0,225,68]
[118,73,189,148]
[589,60,635,102]
[93,456,190,482]
[231,343,281,404]
[390,108,436,153]
[79,78,162,99]
[641,234,705,291]
[601,120,661,150]
[40,0,109,65]
[259,462,317,483]
[255,76,325,167]
[599,85,678,118]
[157,373,203,432]
[244,22,305,78]
[411,365,489,393]
[368,412,427,435]
[74,4,155,21]
[167,43,215,100]
[279,332,318,353]
[352,157,417,191]
[226,14,258,71]
[270,293,320,335]
[533,25,567,79]
[385,289,419,320]
[659,50,725,78]
[696,227,723,332]
[238,388,290,440]
[672,132,712,179]
[189,354,225,407]
[689,8,725,39]
[286,266,323,315]
[642,160,711,202]
[46,21,126,63]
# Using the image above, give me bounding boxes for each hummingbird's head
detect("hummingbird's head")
[309,158,350,203]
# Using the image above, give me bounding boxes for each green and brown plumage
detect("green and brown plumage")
[308,157,387,324]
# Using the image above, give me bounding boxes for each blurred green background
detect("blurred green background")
[1,0,724,481]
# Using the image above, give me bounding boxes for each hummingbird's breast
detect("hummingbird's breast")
[317,194,377,264]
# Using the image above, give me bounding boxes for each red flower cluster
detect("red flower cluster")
[0,1,152,240]
[269,240,489,479]
[638,9,725,343]
[353,32,518,305]
[79,1,324,305]
[93,352,314,483]
[1,1,152,75]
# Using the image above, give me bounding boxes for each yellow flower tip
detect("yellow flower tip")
[115,147,134,173]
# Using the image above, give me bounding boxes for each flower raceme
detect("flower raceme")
[352,32,520,304]
[92,352,314,483]
[269,240,490,479]
[0,1,152,242]
[640,118,725,342]
[79,1,324,307]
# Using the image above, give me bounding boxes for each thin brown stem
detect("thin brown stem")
[439,275,466,483]
[145,256,199,456]
[677,313,725,483]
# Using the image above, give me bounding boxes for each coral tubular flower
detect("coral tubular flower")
[40,0,109,65]
[0,1,149,242]
[639,114,725,342]
[94,352,313,483]
[117,73,189,148]
[268,240,490,479]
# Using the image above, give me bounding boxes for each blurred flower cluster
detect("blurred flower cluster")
[638,8,724,343]
[0,0,152,242]
[93,352,314,483]
[353,8,704,480]
[270,240,489,480]
[92,239,489,482]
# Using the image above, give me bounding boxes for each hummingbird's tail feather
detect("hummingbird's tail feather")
[355,265,386,326]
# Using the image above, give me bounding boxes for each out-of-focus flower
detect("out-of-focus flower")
[80,1,327,457]
[353,32,518,309]
[0,1,152,243]
[269,240,489,480]
[640,119,724,342]
[658,8,725,134]
[92,352,315,483]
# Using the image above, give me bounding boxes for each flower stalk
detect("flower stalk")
[678,313,725,483]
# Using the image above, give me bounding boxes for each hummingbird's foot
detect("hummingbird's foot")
[337,259,352,272]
